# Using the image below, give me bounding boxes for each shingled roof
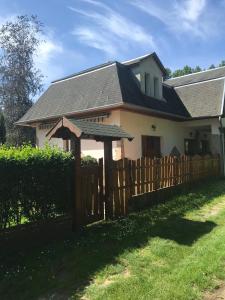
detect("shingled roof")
[17,54,225,125]
[165,66,225,87]
[165,67,225,118]
[17,59,189,125]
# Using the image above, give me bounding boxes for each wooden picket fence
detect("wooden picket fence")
[109,154,220,218]
[79,159,104,224]
[77,154,220,226]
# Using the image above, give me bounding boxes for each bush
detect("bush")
[0,145,97,229]
[81,155,98,166]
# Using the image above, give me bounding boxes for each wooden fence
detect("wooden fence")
[109,154,220,218]
[79,159,104,224]
[77,154,220,226]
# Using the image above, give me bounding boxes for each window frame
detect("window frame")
[144,72,151,96]
[153,77,159,98]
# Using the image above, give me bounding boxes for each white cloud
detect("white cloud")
[131,0,212,38]
[34,33,65,85]
[74,27,118,56]
[179,0,206,22]
[69,0,156,57]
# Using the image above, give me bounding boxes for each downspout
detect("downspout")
[219,117,225,177]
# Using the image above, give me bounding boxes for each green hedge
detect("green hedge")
[0,145,96,229]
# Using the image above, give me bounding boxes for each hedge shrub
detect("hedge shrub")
[0,145,96,229]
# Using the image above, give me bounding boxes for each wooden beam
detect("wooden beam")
[104,140,113,219]
[72,136,83,231]
[46,117,83,140]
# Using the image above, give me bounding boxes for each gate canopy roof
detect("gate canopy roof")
[46,117,133,141]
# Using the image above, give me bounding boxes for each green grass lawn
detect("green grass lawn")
[1,180,225,300]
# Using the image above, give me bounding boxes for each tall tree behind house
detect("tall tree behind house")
[0,15,43,145]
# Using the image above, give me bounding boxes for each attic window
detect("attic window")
[153,77,159,98]
[144,72,151,96]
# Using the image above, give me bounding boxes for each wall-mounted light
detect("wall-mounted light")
[152,124,156,131]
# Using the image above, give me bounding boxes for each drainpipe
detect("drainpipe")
[219,116,225,177]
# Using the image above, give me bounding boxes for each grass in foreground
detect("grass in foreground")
[1,180,225,299]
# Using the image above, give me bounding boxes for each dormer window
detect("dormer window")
[153,77,159,98]
[144,72,151,96]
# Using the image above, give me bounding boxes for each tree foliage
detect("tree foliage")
[0,15,43,145]
[167,60,225,78]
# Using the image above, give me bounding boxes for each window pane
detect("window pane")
[154,77,159,98]
[145,73,150,96]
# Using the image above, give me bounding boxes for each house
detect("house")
[17,52,225,162]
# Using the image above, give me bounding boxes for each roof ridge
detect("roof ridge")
[166,65,225,82]
[52,61,116,84]
[122,53,152,65]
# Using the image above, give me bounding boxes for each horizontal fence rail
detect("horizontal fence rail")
[109,155,220,218]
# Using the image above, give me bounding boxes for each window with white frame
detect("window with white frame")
[144,72,151,96]
[153,77,159,98]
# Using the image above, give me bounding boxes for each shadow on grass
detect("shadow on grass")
[0,179,224,299]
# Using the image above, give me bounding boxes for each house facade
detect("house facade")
[17,53,225,162]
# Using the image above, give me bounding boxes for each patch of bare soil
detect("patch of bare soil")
[94,268,131,289]
[202,202,225,218]
[204,284,225,300]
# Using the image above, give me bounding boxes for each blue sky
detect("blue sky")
[1,0,225,86]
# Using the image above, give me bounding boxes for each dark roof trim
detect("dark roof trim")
[15,102,124,126]
[121,103,188,121]
[16,102,221,128]
[182,115,220,121]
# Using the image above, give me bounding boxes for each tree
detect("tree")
[219,60,225,67]
[168,60,225,79]
[193,66,202,73]
[209,64,215,69]
[0,109,6,144]
[0,15,43,145]
[165,68,172,79]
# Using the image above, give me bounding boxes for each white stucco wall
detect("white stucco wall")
[36,126,64,149]
[36,110,221,160]
[120,110,191,159]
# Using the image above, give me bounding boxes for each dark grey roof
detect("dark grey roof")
[165,67,225,87]
[17,62,123,124]
[70,118,133,140]
[123,52,167,76]
[17,55,225,125]
[52,61,115,83]
[17,61,188,124]
[174,78,224,117]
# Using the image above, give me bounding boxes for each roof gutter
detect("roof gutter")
[16,102,221,128]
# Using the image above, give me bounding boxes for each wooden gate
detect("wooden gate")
[80,158,104,225]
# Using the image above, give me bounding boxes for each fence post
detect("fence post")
[72,137,83,231]
[98,158,104,219]
[153,157,160,190]
[173,156,178,186]
[104,140,113,219]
